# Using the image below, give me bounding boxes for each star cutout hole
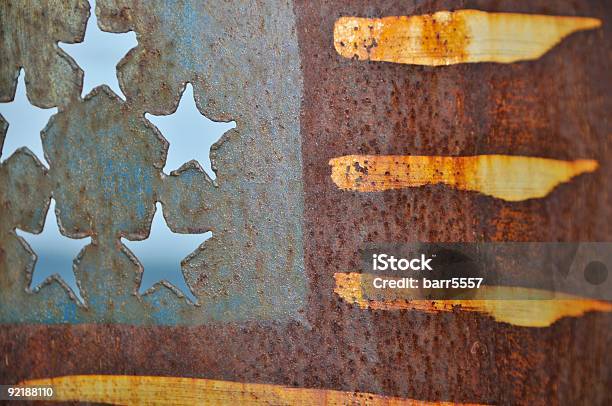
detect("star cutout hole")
[59,0,137,98]
[0,70,56,165]
[146,84,236,177]
[16,199,90,303]
[122,202,211,304]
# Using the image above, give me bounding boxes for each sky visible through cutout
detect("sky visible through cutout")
[122,203,211,303]
[0,71,56,165]
[146,84,236,177]
[3,0,215,304]
[16,199,89,303]
[60,0,137,98]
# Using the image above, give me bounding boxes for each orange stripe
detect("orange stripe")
[334,10,601,66]
[22,375,487,405]
[334,273,612,328]
[329,155,598,201]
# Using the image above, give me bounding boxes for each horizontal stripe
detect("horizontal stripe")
[22,374,486,405]
[329,155,598,201]
[334,273,612,328]
[334,10,601,66]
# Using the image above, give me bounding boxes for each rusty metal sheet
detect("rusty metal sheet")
[0,0,90,109]
[0,0,306,324]
[1,0,611,405]
[295,0,611,403]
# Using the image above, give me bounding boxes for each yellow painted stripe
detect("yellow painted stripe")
[334,10,601,66]
[329,155,598,201]
[334,273,612,328]
[22,375,487,405]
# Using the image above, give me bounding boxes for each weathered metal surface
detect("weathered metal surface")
[295,0,610,403]
[333,11,601,66]
[0,0,610,405]
[0,0,306,324]
[329,154,598,201]
[334,274,612,327]
[23,374,486,405]
[0,0,90,109]
[94,0,308,321]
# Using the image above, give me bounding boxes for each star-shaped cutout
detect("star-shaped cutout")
[122,203,211,303]
[59,0,137,98]
[0,70,56,164]
[146,84,236,177]
[16,199,90,303]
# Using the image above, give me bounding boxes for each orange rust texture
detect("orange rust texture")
[490,206,541,241]
[334,273,612,328]
[417,12,469,64]
[329,155,598,201]
[333,10,601,66]
[23,375,487,406]
[333,12,469,65]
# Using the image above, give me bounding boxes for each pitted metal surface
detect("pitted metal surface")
[0,0,90,108]
[0,0,306,324]
[0,1,610,404]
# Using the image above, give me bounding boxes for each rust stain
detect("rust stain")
[329,155,598,201]
[22,374,487,405]
[334,273,612,328]
[333,10,601,66]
